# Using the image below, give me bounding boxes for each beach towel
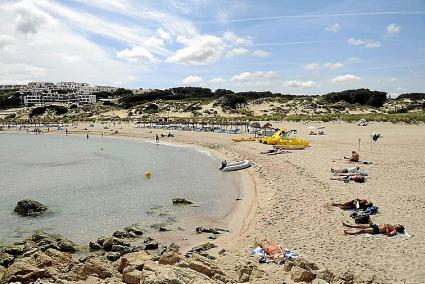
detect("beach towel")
[364,206,379,215]
[363,230,412,240]
[250,247,299,263]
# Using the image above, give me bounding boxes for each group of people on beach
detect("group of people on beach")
[332,199,405,237]
[329,150,406,237]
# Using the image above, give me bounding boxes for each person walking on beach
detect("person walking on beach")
[156,134,159,143]
[87,133,89,140]
[65,128,68,135]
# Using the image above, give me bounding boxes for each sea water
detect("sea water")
[0,133,240,243]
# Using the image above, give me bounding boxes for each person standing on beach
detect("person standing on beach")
[102,132,104,138]
[66,129,68,135]
[156,134,159,143]
[87,133,89,140]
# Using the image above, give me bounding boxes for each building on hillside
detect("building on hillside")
[57,82,90,90]
[132,88,153,95]
[22,91,96,106]
[0,84,24,91]
[90,85,118,93]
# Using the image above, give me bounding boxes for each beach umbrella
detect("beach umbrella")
[250,122,261,129]
[262,122,272,129]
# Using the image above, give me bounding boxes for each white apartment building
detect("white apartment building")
[89,85,118,93]
[23,92,96,106]
[0,84,23,91]
[57,82,90,90]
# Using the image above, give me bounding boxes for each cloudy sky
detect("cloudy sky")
[0,0,424,95]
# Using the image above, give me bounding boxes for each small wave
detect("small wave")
[196,149,216,160]
[144,140,187,148]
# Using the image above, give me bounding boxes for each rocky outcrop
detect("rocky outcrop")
[172,198,193,205]
[0,252,14,268]
[2,261,51,284]
[195,227,230,234]
[291,266,315,282]
[14,199,47,216]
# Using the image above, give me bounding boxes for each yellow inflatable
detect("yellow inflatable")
[258,128,310,146]
[144,172,151,179]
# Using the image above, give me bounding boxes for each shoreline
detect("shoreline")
[0,129,259,254]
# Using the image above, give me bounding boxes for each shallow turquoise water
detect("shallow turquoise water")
[0,133,240,243]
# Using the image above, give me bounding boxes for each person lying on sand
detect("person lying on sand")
[332,199,373,210]
[331,166,360,174]
[330,175,365,183]
[331,166,368,177]
[255,238,285,264]
[344,151,359,162]
[343,221,404,237]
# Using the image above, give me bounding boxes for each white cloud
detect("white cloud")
[304,63,320,71]
[0,0,145,86]
[284,80,320,88]
[61,55,81,63]
[377,77,398,83]
[230,71,279,82]
[348,38,381,48]
[331,74,361,83]
[325,23,341,32]
[226,47,249,58]
[182,75,203,84]
[386,23,400,36]
[117,46,160,64]
[323,62,344,70]
[157,28,171,41]
[14,1,55,34]
[251,49,270,57]
[347,57,361,63]
[167,34,224,65]
[0,34,15,50]
[223,31,251,46]
[209,77,226,83]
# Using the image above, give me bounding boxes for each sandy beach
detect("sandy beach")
[2,121,425,283]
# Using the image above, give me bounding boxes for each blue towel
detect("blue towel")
[365,206,379,215]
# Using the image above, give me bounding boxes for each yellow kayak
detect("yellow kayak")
[232,137,257,142]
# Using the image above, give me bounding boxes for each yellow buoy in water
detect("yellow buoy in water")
[144,171,151,179]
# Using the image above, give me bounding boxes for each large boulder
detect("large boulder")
[290,266,316,283]
[235,261,257,283]
[316,268,334,283]
[122,266,144,284]
[0,252,14,267]
[14,199,48,216]
[158,252,182,265]
[2,260,51,284]
[31,231,78,253]
[82,258,113,279]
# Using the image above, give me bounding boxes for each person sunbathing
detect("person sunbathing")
[255,238,285,264]
[343,221,404,237]
[331,166,360,174]
[344,151,359,162]
[331,175,365,183]
[332,199,373,210]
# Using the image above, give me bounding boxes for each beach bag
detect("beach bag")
[354,212,370,224]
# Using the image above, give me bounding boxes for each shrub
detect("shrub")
[324,89,387,107]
